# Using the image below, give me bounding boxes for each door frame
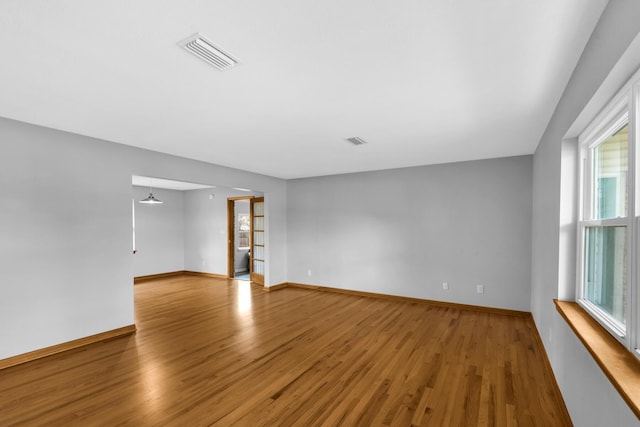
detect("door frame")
[227,196,254,279]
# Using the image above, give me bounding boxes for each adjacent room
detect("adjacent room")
[131,175,262,281]
[1,1,640,425]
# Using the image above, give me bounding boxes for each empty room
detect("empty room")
[1,1,640,426]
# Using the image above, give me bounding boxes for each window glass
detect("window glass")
[592,124,628,219]
[238,213,250,249]
[584,226,627,327]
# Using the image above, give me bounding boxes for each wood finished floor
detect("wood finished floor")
[0,275,570,426]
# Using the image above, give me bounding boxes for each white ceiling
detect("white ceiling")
[132,175,214,191]
[0,1,608,179]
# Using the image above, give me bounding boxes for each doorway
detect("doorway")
[227,197,253,280]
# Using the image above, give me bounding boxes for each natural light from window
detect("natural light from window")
[578,76,634,346]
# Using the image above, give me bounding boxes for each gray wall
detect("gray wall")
[0,116,287,360]
[287,155,532,311]
[531,1,640,425]
[183,188,257,275]
[132,186,184,277]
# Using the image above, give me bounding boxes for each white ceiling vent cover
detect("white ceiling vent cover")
[346,137,368,145]
[178,33,239,71]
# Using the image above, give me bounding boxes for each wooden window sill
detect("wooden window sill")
[554,299,640,419]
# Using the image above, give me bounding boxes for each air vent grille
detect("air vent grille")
[178,33,239,71]
[346,137,368,145]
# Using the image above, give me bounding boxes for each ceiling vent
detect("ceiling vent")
[346,137,368,146]
[178,33,239,71]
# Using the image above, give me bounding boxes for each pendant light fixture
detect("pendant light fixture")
[139,192,163,204]
[139,180,163,204]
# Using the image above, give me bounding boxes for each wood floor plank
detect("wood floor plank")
[0,274,571,426]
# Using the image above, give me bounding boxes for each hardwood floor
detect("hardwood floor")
[0,275,570,426]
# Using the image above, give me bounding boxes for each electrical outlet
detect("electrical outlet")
[476,285,484,294]
[307,269,312,277]
[442,282,449,290]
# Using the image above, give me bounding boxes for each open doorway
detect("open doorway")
[227,197,253,280]
[132,175,215,280]
[131,175,263,284]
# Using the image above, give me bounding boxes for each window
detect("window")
[578,73,637,353]
[237,213,250,249]
[581,122,629,336]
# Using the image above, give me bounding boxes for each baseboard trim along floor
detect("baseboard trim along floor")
[0,324,136,371]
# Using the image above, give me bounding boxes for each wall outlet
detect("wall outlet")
[476,285,484,294]
[442,282,449,290]
[307,269,312,277]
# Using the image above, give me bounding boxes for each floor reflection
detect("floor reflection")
[235,281,256,353]
[237,280,253,314]
[141,358,165,412]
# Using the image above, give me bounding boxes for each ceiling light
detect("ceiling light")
[139,179,163,204]
[139,192,163,204]
[178,33,239,71]
[232,187,252,192]
[346,137,368,145]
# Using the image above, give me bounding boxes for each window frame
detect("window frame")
[577,72,639,356]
